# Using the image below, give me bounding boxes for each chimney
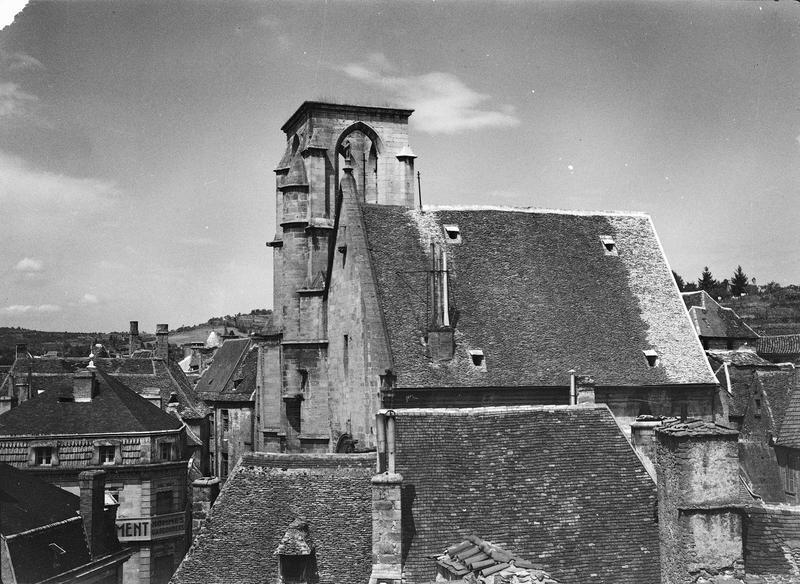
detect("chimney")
[15,343,29,360]
[79,470,108,558]
[369,472,403,584]
[654,420,744,583]
[155,324,169,361]
[191,477,221,539]
[576,375,595,405]
[630,418,663,479]
[73,369,98,402]
[129,321,141,354]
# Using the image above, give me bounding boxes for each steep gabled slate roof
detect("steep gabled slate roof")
[757,369,796,436]
[172,453,374,584]
[361,205,714,388]
[758,334,800,359]
[0,356,207,419]
[774,369,800,449]
[0,368,183,436]
[682,291,759,341]
[194,338,256,402]
[392,405,659,584]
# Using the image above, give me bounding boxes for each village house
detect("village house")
[256,101,718,454]
[0,462,132,583]
[682,290,760,350]
[193,337,257,480]
[0,366,192,584]
[0,323,210,475]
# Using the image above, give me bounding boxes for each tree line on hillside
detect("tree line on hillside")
[671,266,786,299]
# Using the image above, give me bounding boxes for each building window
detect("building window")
[155,490,174,515]
[222,409,230,432]
[443,224,461,244]
[343,335,349,376]
[469,349,485,367]
[159,442,173,461]
[221,453,229,479]
[754,398,762,418]
[600,235,618,256]
[99,445,116,465]
[299,369,309,393]
[34,446,53,466]
[643,349,659,367]
[786,458,796,494]
[281,556,310,583]
[286,399,302,435]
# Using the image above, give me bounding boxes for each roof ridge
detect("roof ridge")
[420,204,649,217]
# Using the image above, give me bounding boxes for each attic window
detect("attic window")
[600,235,618,256]
[755,398,762,418]
[469,349,485,368]
[642,349,659,368]
[443,224,461,243]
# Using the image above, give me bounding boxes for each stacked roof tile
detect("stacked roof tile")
[758,334,800,362]
[172,453,375,584]
[745,504,800,580]
[436,535,559,584]
[361,205,714,388]
[392,405,659,584]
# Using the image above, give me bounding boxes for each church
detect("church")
[254,101,719,454]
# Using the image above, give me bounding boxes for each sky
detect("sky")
[0,0,798,332]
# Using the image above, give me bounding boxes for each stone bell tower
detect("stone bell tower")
[261,102,415,453]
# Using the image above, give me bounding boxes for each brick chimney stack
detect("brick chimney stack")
[576,375,596,405]
[129,321,141,355]
[73,369,98,402]
[79,470,109,558]
[655,420,745,583]
[155,324,169,361]
[370,411,403,584]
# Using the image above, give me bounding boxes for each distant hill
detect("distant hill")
[721,286,800,336]
[0,308,273,366]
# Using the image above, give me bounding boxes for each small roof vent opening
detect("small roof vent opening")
[642,349,659,368]
[469,349,485,368]
[600,235,618,256]
[443,224,461,243]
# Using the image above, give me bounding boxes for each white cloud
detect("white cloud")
[14,257,42,272]
[0,81,37,119]
[0,0,28,30]
[341,54,519,135]
[81,293,99,304]
[2,303,61,314]
[0,49,44,72]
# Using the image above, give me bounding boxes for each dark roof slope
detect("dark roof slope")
[361,205,714,388]
[172,453,374,584]
[757,369,796,435]
[774,370,800,448]
[0,356,207,419]
[392,405,659,584]
[0,368,183,436]
[0,462,80,534]
[745,504,800,578]
[194,338,256,402]
[682,291,759,341]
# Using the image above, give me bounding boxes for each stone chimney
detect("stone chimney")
[191,477,221,538]
[655,420,745,583]
[73,369,98,402]
[15,343,29,360]
[370,411,403,584]
[128,321,141,355]
[155,324,169,361]
[630,418,664,479]
[575,375,595,405]
[79,470,109,558]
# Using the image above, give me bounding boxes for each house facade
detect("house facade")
[0,367,192,584]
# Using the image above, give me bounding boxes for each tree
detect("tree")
[672,271,686,291]
[697,267,718,292]
[731,265,749,295]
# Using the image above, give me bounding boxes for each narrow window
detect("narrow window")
[155,490,174,515]
[600,235,618,256]
[786,457,796,494]
[286,399,302,435]
[159,442,173,461]
[35,446,53,466]
[222,409,230,432]
[754,398,762,418]
[281,556,309,583]
[643,349,659,367]
[221,453,229,479]
[99,445,116,465]
[469,349,485,367]
[443,224,461,243]
[343,335,349,376]
[299,369,309,393]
